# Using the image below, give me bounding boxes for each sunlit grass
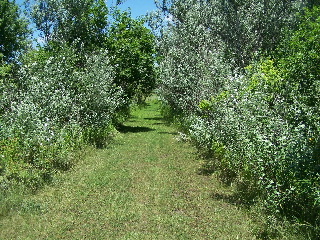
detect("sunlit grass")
[0,97,303,239]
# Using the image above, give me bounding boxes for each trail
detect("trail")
[0,98,258,239]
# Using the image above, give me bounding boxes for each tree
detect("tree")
[0,0,29,62]
[27,0,108,51]
[108,10,157,103]
[156,1,320,235]
[155,0,310,68]
[116,0,127,4]
[277,6,320,107]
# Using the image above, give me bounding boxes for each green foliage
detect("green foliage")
[277,6,320,107]
[0,129,80,190]
[244,59,283,105]
[0,0,30,62]
[156,0,307,119]
[108,10,157,104]
[19,45,123,127]
[0,43,125,190]
[0,99,263,239]
[27,0,108,51]
[0,54,12,78]
[0,0,158,193]
[157,0,320,237]
[154,0,306,68]
[28,0,157,107]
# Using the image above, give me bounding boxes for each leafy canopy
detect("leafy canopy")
[0,0,30,62]
[27,0,108,51]
[108,10,157,103]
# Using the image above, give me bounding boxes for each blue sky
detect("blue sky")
[16,0,158,19]
[108,0,157,18]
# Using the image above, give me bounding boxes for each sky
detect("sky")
[108,0,158,18]
[16,0,158,19]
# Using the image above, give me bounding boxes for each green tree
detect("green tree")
[155,0,310,68]
[0,0,29,62]
[277,6,320,107]
[156,1,320,235]
[108,10,156,103]
[27,0,108,51]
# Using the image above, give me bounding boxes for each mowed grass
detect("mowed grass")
[1,97,260,239]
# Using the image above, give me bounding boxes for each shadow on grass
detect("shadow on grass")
[117,124,155,133]
[210,192,243,205]
[210,191,257,209]
[158,131,178,135]
[144,117,164,121]
[152,122,166,126]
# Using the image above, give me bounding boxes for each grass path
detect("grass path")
[0,98,259,239]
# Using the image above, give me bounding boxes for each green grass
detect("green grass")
[0,97,301,239]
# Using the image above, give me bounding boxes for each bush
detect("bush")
[186,55,320,236]
[108,10,157,105]
[156,1,320,237]
[0,45,124,190]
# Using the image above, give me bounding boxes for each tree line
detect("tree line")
[154,0,320,238]
[0,0,156,193]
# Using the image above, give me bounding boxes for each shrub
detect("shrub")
[108,10,157,105]
[156,1,320,236]
[0,45,124,190]
[190,57,320,234]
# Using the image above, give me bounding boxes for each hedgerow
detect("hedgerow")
[0,45,124,191]
[0,0,156,194]
[156,0,320,236]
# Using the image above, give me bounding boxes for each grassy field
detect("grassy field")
[0,97,283,239]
